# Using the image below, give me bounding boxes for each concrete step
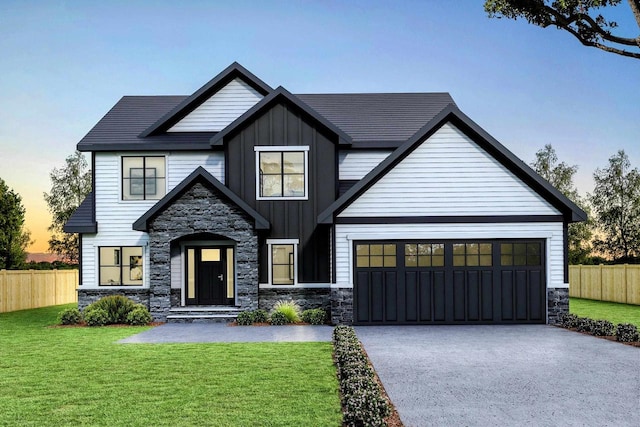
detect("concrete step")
[166,306,241,323]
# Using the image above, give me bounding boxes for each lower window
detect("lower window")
[99,246,143,286]
[268,240,298,285]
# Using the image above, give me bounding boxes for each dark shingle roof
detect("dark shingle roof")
[298,93,455,146]
[77,96,216,151]
[77,92,456,151]
[63,191,97,233]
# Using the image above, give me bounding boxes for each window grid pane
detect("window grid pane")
[122,156,165,200]
[272,244,294,285]
[358,243,397,268]
[259,150,306,198]
[99,246,143,286]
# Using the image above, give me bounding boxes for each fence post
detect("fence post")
[0,269,5,313]
[624,264,628,304]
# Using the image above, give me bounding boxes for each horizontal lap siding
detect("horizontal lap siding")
[84,152,224,288]
[334,222,565,289]
[339,123,558,216]
[338,150,392,180]
[168,78,263,132]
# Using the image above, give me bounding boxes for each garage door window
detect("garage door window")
[501,242,541,266]
[405,243,444,267]
[356,244,396,267]
[453,243,492,267]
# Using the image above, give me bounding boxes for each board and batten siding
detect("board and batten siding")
[334,222,566,289]
[168,78,263,132]
[338,150,392,180]
[82,151,224,288]
[339,123,559,217]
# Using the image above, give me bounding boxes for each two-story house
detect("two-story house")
[65,62,585,324]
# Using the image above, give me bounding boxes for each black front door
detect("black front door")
[185,247,233,305]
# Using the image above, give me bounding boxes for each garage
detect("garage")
[353,240,546,324]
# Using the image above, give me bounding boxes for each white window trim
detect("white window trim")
[254,146,309,201]
[266,238,299,286]
[119,154,168,203]
[96,244,146,288]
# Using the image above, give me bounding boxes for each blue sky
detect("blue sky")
[1,0,638,252]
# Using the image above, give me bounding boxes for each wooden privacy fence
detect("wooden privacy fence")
[569,265,640,305]
[0,270,78,313]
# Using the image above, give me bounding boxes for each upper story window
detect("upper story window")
[122,156,166,200]
[255,146,309,200]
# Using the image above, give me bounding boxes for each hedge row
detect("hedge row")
[558,313,639,342]
[58,295,153,326]
[333,325,390,427]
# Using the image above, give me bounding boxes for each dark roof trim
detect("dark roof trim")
[335,215,565,224]
[318,104,587,224]
[210,86,352,146]
[63,191,97,233]
[139,62,273,137]
[133,167,270,231]
[78,141,219,152]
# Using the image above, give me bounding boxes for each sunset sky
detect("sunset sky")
[1,0,638,253]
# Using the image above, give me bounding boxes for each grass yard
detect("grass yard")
[0,304,342,426]
[570,298,640,327]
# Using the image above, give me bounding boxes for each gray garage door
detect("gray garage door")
[353,240,546,324]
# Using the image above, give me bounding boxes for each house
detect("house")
[64,62,586,325]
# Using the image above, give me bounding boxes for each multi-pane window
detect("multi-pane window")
[405,243,445,267]
[122,156,166,200]
[501,242,542,266]
[271,244,295,285]
[99,246,143,286]
[256,148,307,199]
[453,243,492,267]
[356,244,396,268]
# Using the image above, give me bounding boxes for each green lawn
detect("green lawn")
[0,305,341,426]
[570,298,640,327]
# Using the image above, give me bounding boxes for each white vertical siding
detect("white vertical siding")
[333,222,566,289]
[168,78,263,132]
[338,150,392,180]
[339,123,559,217]
[81,151,224,288]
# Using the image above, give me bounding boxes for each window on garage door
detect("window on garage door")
[404,243,444,267]
[500,242,542,266]
[452,242,492,267]
[356,243,396,267]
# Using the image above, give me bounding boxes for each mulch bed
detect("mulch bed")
[556,326,640,347]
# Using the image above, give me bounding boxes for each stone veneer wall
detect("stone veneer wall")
[147,182,259,321]
[259,288,330,313]
[330,287,353,325]
[77,289,150,311]
[547,287,569,324]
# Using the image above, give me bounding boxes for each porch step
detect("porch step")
[166,306,241,323]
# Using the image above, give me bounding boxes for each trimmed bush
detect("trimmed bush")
[84,308,109,327]
[558,312,580,329]
[236,311,254,326]
[616,323,640,342]
[590,319,615,337]
[332,325,390,426]
[126,305,152,326]
[302,308,326,325]
[269,311,288,325]
[58,307,82,325]
[575,317,594,333]
[271,300,301,323]
[85,295,137,324]
[252,309,268,323]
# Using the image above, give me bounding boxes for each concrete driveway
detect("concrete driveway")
[355,325,640,427]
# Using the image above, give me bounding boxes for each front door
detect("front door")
[185,247,234,305]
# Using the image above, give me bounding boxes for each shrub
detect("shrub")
[590,319,615,337]
[126,305,152,326]
[302,308,326,325]
[85,295,137,324]
[84,308,109,326]
[58,307,82,325]
[269,311,288,325]
[271,300,301,323]
[332,325,390,426]
[558,312,579,329]
[575,317,594,333]
[616,323,640,342]
[236,311,254,326]
[252,309,268,323]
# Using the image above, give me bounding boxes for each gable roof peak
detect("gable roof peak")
[139,62,273,137]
